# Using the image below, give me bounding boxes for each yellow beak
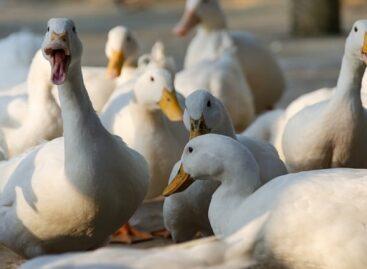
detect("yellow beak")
[107,50,125,79]
[363,33,367,55]
[189,116,211,139]
[163,164,194,197]
[158,88,184,122]
[51,31,68,43]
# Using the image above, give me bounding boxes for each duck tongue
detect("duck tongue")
[52,50,67,85]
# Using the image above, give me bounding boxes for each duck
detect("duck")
[0,18,149,258]
[0,50,62,158]
[282,20,367,172]
[163,91,286,242]
[101,67,187,200]
[22,167,367,269]
[0,31,42,91]
[175,37,255,132]
[174,0,285,113]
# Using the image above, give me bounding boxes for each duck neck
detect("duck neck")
[199,7,227,32]
[212,109,237,139]
[58,60,108,170]
[332,54,365,106]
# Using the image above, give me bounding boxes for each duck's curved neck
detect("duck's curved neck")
[332,54,365,106]
[58,60,108,171]
[213,107,236,139]
[199,7,227,32]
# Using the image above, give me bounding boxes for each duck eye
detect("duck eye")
[72,26,76,33]
[207,100,211,107]
[150,76,155,82]
[354,26,358,32]
[188,147,194,153]
[47,27,50,32]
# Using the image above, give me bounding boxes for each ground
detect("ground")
[0,0,367,268]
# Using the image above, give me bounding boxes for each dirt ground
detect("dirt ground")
[1,0,367,267]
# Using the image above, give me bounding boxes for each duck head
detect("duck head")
[173,0,226,37]
[184,89,234,139]
[163,134,258,196]
[346,20,367,64]
[42,18,82,85]
[134,68,183,121]
[105,26,139,78]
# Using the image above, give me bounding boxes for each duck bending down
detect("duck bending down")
[0,18,148,258]
[163,91,286,242]
[282,20,367,172]
[174,0,285,113]
[175,38,255,132]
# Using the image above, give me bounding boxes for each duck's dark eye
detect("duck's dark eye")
[72,26,76,33]
[354,26,358,32]
[150,76,155,82]
[207,100,211,107]
[47,27,50,32]
[188,147,193,153]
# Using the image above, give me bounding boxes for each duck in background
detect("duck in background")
[281,20,367,172]
[0,18,149,258]
[0,31,42,91]
[175,36,255,132]
[163,90,286,242]
[174,0,285,113]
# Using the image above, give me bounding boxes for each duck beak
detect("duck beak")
[163,164,194,196]
[173,10,201,37]
[158,88,184,121]
[107,50,125,79]
[190,115,211,139]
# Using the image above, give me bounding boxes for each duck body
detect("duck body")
[101,68,187,199]
[186,28,284,113]
[0,18,149,258]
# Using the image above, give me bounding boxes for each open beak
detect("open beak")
[173,10,201,37]
[44,31,71,85]
[158,88,184,121]
[107,50,125,79]
[163,164,194,196]
[362,33,367,64]
[190,115,211,139]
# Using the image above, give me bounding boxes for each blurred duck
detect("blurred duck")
[174,0,285,113]
[281,20,367,172]
[175,37,255,132]
[163,90,286,242]
[0,18,148,258]
[0,31,42,91]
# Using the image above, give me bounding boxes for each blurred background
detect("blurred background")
[0,0,366,105]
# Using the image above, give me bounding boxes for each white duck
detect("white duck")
[0,50,62,158]
[101,67,187,200]
[174,0,285,113]
[282,20,367,172]
[175,37,255,132]
[163,91,286,242]
[163,134,263,237]
[0,31,42,91]
[22,167,367,269]
[0,18,148,258]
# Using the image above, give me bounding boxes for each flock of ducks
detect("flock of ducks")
[0,0,365,268]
